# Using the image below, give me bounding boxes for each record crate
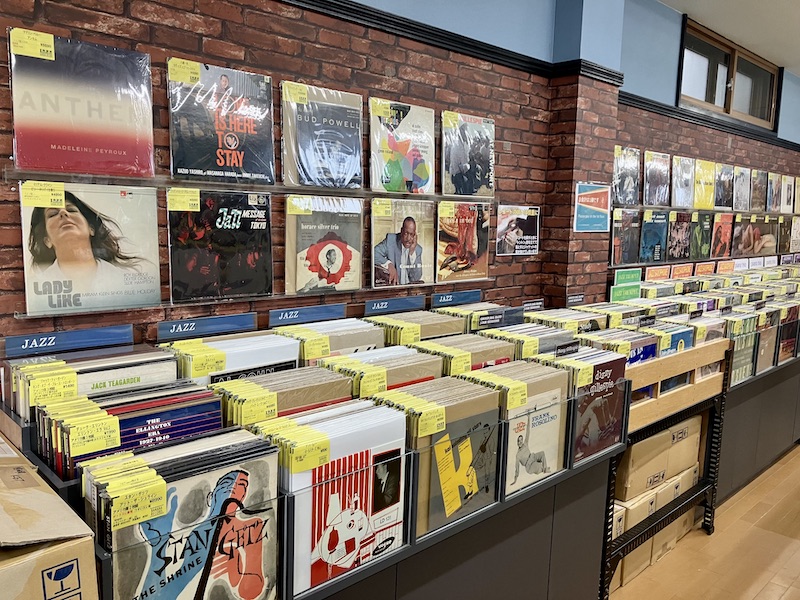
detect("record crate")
[625,338,730,433]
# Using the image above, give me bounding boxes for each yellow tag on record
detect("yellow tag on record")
[765,215,771,223]
[446,349,472,375]
[68,415,121,457]
[167,57,201,85]
[780,216,785,223]
[240,392,279,425]
[735,214,742,222]
[504,379,528,411]
[615,145,622,158]
[644,210,653,222]
[371,198,393,217]
[21,181,65,209]
[302,335,331,361]
[613,340,632,357]
[415,400,447,437]
[613,209,622,221]
[357,366,387,397]
[167,188,201,212]
[283,81,309,105]
[675,282,684,294]
[758,312,767,328]
[370,97,392,118]
[290,432,331,473]
[286,196,313,215]
[442,111,459,129]
[110,477,168,531]
[691,212,699,223]
[189,347,227,378]
[750,214,758,223]
[398,323,421,344]
[520,337,540,359]
[10,28,55,60]
[28,368,78,407]
[439,201,456,218]
[669,211,677,222]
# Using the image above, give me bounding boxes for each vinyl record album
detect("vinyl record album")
[441,111,495,198]
[644,151,670,206]
[671,156,695,208]
[495,205,540,256]
[371,199,435,288]
[611,208,640,266]
[639,210,668,263]
[714,163,734,210]
[612,146,640,206]
[436,201,490,282]
[733,166,751,212]
[667,211,691,261]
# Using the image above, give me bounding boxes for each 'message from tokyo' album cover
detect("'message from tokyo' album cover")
[168,60,275,183]
[371,198,435,288]
[21,182,161,316]
[10,29,154,176]
[169,191,272,302]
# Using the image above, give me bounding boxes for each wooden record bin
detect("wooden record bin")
[625,338,730,433]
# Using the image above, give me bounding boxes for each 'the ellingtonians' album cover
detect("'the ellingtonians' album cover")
[21,182,160,316]
[369,98,435,194]
[436,201,490,283]
[643,150,670,206]
[282,82,363,188]
[495,205,540,256]
[371,198,435,288]
[168,60,275,183]
[285,196,363,295]
[612,146,640,205]
[10,29,154,176]
[441,111,495,198]
[671,156,695,208]
[169,191,272,302]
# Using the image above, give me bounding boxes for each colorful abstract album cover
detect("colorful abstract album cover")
[285,196,363,295]
[169,191,272,301]
[435,201,490,283]
[671,156,695,208]
[612,208,640,266]
[168,60,274,183]
[369,98,435,194]
[643,150,670,206]
[667,211,691,261]
[441,111,495,198]
[612,146,640,206]
[371,198,435,288]
[20,182,160,316]
[10,29,154,176]
[639,210,668,263]
[495,205,540,256]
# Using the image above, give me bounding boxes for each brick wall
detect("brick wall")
[0,0,554,341]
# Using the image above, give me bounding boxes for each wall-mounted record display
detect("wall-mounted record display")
[671,156,694,208]
[436,200,490,283]
[9,29,154,177]
[714,163,734,210]
[285,196,363,295]
[20,182,160,316]
[751,169,768,212]
[643,150,670,207]
[369,98,435,194]
[371,198,435,288]
[167,60,275,183]
[441,111,495,198]
[612,146,640,206]
[733,166,751,212]
[281,82,363,188]
[168,190,272,302]
[611,208,640,266]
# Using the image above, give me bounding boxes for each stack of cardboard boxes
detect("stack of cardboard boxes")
[611,416,702,591]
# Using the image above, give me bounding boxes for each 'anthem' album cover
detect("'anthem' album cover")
[21,182,160,316]
[441,111,495,198]
[436,201,490,282]
[10,29,154,176]
[168,60,274,183]
[369,98,435,194]
[371,198,435,288]
[282,82,363,188]
[169,191,272,302]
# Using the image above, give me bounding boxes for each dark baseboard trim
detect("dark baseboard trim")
[284,0,624,86]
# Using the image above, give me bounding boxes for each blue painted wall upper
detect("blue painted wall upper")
[579,0,625,72]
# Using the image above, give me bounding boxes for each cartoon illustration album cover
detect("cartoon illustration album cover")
[369,98,435,194]
[371,198,435,288]
[613,146,640,206]
[441,111,494,198]
[169,191,272,301]
[285,196,363,295]
[282,82,363,188]
[168,60,275,183]
[20,182,160,316]
[435,201,490,283]
[10,29,154,176]
[495,205,540,256]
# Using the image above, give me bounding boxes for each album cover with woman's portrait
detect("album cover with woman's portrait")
[10,29,154,176]
[435,201,490,283]
[285,196,363,295]
[20,182,160,316]
[168,60,274,183]
[168,191,272,302]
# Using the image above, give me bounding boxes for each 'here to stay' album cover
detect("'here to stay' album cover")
[441,111,495,198]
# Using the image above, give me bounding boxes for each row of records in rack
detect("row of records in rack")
[9,28,494,197]
[18,182,541,316]
[613,208,800,266]
[613,145,800,214]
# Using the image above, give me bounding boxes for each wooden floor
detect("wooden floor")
[613,444,800,600]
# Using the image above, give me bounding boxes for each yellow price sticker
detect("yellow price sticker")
[290,435,331,473]
[370,97,392,118]
[283,81,309,105]
[371,198,393,217]
[189,347,226,378]
[691,212,699,222]
[398,323,421,345]
[69,415,121,457]
[287,196,312,215]
[504,379,528,411]
[240,392,279,425]
[29,369,78,406]
[669,211,677,222]
[167,188,200,212]
[415,402,446,437]
[439,201,456,218]
[735,214,742,222]
[614,209,622,221]
[10,28,55,61]
[21,181,65,209]
[447,349,472,375]
[644,210,653,222]
[442,111,459,129]
[110,478,168,531]
[358,366,387,397]
[167,58,201,85]
[520,336,540,359]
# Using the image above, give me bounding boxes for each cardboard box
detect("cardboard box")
[667,416,702,478]
[655,474,682,510]
[616,430,670,501]
[0,431,32,467]
[0,455,98,600]
[613,503,626,540]
[651,520,680,565]
[678,462,700,492]
[622,539,653,585]
[619,488,658,530]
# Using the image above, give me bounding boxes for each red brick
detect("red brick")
[131,1,222,36]
[197,0,244,23]
[66,0,125,14]
[45,3,150,38]
[244,11,317,41]
[203,38,245,60]
[152,25,199,52]
[3,0,35,17]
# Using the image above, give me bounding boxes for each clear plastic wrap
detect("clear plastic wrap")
[435,200,491,283]
[441,111,494,198]
[781,174,795,214]
[639,209,668,263]
[20,182,160,316]
[9,29,154,177]
[767,171,782,213]
[284,196,364,295]
[733,166,751,211]
[281,81,363,188]
[643,150,670,207]
[714,162,734,210]
[371,198,435,288]
[612,145,641,206]
[710,213,734,258]
[671,156,695,208]
[168,59,275,183]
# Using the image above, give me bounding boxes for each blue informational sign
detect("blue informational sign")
[268,304,347,327]
[5,325,134,358]
[363,295,426,316]
[431,289,482,308]
[157,313,257,342]
[573,182,611,233]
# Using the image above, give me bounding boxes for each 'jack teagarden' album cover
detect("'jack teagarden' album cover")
[20,182,160,316]
[10,29,154,176]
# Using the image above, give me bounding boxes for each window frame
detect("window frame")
[679,20,779,130]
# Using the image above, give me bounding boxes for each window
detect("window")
[680,22,778,129]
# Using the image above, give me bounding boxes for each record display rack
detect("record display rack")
[599,348,732,600]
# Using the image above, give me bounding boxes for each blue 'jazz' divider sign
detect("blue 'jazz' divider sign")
[431,289,482,308]
[363,295,425,316]
[268,304,347,327]
[158,313,257,342]
[6,324,134,358]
